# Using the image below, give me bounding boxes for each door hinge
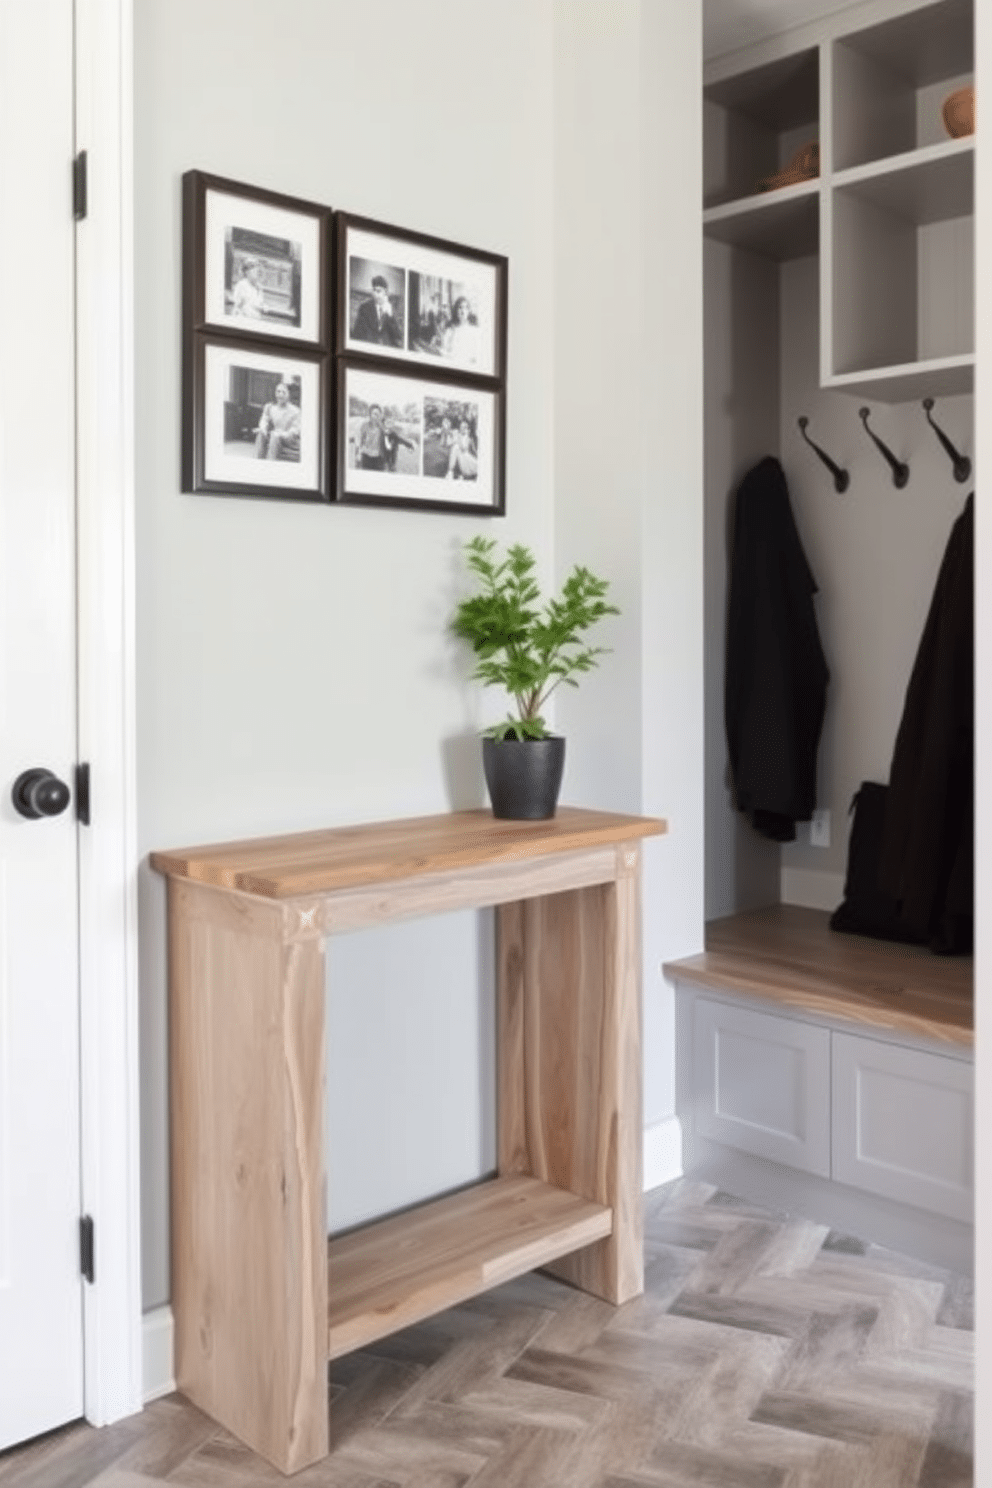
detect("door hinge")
[73,150,88,221]
[80,1215,95,1284]
[76,762,91,826]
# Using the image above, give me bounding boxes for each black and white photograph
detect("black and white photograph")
[225,225,302,330]
[347,376,422,477]
[183,338,328,500]
[338,214,506,378]
[407,274,484,368]
[338,363,503,515]
[184,171,331,347]
[347,256,406,351]
[422,394,481,481]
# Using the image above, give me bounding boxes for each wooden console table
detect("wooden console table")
[151,806,666,1475]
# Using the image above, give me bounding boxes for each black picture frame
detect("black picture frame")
[183,170,332,349]
[337,212,507,380]
[182,333,330,503]
[337,358,505,517]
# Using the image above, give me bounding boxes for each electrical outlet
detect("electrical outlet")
[809,809,831,849]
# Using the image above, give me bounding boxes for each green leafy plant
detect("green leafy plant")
[451,535,620,741]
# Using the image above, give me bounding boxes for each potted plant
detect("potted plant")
[451,535,619,819]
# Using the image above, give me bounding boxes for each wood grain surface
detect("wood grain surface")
[149,806,666,899]
[285,845,625,939]
[665,905,973,1047]
[498,849,644,1305]
[168,879,328,1475]
[156,811,660,1473]
[326,1175,612,1360]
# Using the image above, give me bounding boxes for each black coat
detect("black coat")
[878,494,973,953]
[724,457,829,842]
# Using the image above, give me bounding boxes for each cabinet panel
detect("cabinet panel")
[832,1030,973,1222]
[694,998,831,1176]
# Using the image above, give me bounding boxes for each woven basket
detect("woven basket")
[942,85,975,138]
[757,141,820,194]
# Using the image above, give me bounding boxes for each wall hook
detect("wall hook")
[859,407,909,488]
[923,398,971,484]
[797,416,849,493]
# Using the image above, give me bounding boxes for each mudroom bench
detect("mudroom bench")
[665,905,974,1273]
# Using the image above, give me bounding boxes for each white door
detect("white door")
[0,0,85,1447]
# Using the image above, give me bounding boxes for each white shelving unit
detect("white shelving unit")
[703,179,819,260]
[703,0,974,405]
[830,0,973,171]
[697,0,976,1269]
[704,47,819,210]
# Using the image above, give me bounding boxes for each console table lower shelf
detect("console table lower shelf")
[327,1174,612,1359]
[152,806,665,1475]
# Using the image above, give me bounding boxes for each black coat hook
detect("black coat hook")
[859,407,909,488]
[797,417,849,493]
[923,398,971,483]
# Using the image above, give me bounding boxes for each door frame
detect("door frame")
[75,0,143,1423]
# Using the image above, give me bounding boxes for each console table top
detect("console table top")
[150,805,667,900]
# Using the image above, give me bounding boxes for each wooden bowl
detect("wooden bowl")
[942,85,975,138]
[757,140,820,194]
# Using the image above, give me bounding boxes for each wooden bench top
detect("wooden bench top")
[150,805,667,900]
[664,904,973,1049]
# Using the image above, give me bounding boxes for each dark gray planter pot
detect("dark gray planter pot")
[482,735,566,820]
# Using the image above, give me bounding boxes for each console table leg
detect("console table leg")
[496,848,644,1303]
[168,880,328,1474]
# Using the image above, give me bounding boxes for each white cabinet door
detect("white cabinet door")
[694,998,831,1176]
[0,0,83,1448]
[832,1032,973,1223]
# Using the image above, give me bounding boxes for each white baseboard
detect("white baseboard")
[780,866,845,912]
[142,1306,175,1403]
[142,1121,685,1398]
[643,1115,683,1191]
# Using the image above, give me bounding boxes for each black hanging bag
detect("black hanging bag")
[829,782,924,944]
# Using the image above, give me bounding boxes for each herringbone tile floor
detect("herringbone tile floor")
[0,1179,973,1487]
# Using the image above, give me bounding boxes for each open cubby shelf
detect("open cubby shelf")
[703,179,820,260]
[703,0,974,401]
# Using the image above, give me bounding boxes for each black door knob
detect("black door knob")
[12,768,72,819]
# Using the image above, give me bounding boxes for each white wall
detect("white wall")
[135,0,706,1312]
[553,0,706,1127]
[135,0,556,1308]
[778,254,974,903]
[703,239,783,918]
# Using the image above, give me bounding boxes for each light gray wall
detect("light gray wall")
[703,239,784,920]
[702,236,973,918]
[135,0,706,1311]
[553,0,706,1127]
[702,229,973,916]
[638,0,707,1121]
[704,0,868,60]
[777,253,974,896]
[135,0,556,1310]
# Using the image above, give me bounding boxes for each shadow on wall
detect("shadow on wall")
[703,242,785,920]
[727,248,796,911]
[441,733,487,812]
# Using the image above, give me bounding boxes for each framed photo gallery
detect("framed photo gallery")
[181,174,507,514]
